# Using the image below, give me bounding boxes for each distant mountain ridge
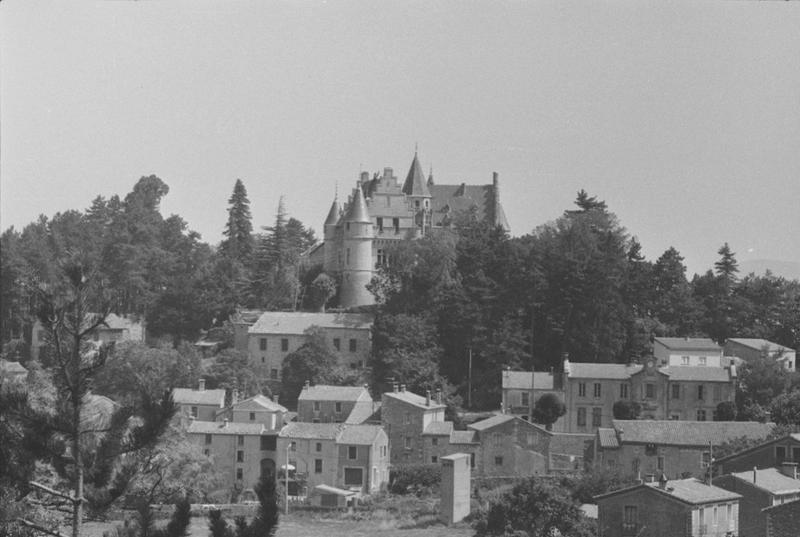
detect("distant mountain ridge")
[739,259,800,281]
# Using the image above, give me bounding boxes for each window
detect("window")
[698,385,705,400]
[431,437,438,446]
[270,368,278,379]
[792,447,800,462]
[315,442,322,452]
[236,468,243,480]
[681,355,690,365]
[594,383,602,398]
[657,456,665,471]
[697,409,707,421]
[470,453,476,468]
[431,456,437,463]
[713,386,721,402]
[313,401,321,412]
[404,412,411,424]
[261,436,276,450]
[713,506,718,525]
[237,450,244,462]
[238,435,244,446]
[494,456,503,466]
[670,414,680,420]
[415,200,420,208]
[191,406,198,418]
[577,407,587,427]
[377,217,383,232]
[620,384,629,399]
[701,451,711,468]
[493,433,502,447]
[204,449,209,456]
[671,384,681,399]
[259,338,267,351]
[578,383,586,397]
[249,412,256,421]
[776,446,787,463]
[333,338,341,351]
[315,459,322,474]
[592,407,602,427]
[645,384,655,399]
[727,504,732,525]
[261,357,265,363]
[344,467,363,486]
[393,218,400,233]
[404,437,411,450]
[623,505,638,533]
[281,338,289,352]
[521,392,529,406]
[290,441,296,451]
[699,356,707,366]
[349,339,357,352]
[205,434,212,445]
[335,402,342,414]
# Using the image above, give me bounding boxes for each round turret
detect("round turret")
[339,184,375,308]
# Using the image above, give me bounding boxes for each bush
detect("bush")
[714,401,737,421]
[612,400,641,420]
[389,464,442,495]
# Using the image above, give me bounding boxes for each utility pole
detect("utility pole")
[285,443,290,515]
[468,347,473,409]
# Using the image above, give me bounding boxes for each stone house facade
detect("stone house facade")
[30,313,146,361]
[764,497,800,537]
[296,384,377,424]
[381,385,447,465]
[653,337,723,367]
[468,414,552,478]
[500,369,565,430]
[173,379,226,424]
[716,434,800,475]
[724,338,796,372]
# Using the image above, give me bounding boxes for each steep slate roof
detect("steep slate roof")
[234,394,287,413]
[344,184,371,223]
[336,424,384,445]
[567,363,643,379]
[383,390,446,410]
[727,468,800,495]
[502,371,556,390]
[612,420,775,447]
[280,422,343,440]
[173,387,225,407]
[654,337,722,352]
[596,478,741,505]
[659,366,732,382]
[597,428,620,449]
[298,385,372,403]
[402,153,432,197]
[423,421,454,436]
[249,312,373,335]
[188,421,269,435]
[450,430,478,444]
[727,338,794,354]
[324,198,342,226]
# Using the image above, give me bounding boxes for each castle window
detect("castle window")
[393,218,399,233]
[593,383,602,398]
[645,383,655,399]
[377,217,383,232]
[697,385,705,400]
[577,408,587,427]
[672,384,680,399]
[377,249,387,267]
[578,383,586,397]
[592,407,602,427]
[620,384,629,399]
[697,409,707,421]
[270,368,278,379]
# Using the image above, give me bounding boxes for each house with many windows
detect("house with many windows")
[596,477,741,537]
[716,434,800,475]
[724,338,796,371]
[500,369,563,427]
[296,383,378,424]
[173,378,226,424]
[653,337,723,367]
[381,384,447,465]
[247,312,373,389]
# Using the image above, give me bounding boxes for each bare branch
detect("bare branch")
[16,518,69,537]
[29,481,77,503]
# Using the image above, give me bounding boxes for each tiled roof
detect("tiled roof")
[345,401,380,424]
[727,338,794,354]
[249,312,373,334]
[230,309,264,325]
[188,421,268,435]
[469,414,515,431]
[654,337,722,352]
[233,395,287,413]
[612,420,775,447]
[280,422,343,440]
[423,421,454,436]
[298,385,371,403]
[567,363,642,380]
[383,390,446,410]
[450,430,478,444]
[715,434,800,463]
[597,428,619,449]
[430,184,494,227]
[596,478,741,505]
[659,366,732,382]
[727,468,800,495]
[502,371,556,390]
[173,387,226,407]
[336,424,384,445]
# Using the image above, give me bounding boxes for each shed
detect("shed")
[309,484,356,509]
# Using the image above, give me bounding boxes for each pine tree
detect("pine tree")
[714,242,739,284]
[221,179,254,263]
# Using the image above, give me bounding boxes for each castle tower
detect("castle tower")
[322,195,341,273]
[338,183,375,308]
[402,152,433,233]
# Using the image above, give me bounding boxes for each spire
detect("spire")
[324,194,341,226]
[344,182,371,223]
[428,164,434,186]
[402,152,431,197]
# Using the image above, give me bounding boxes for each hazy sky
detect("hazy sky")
[2,1,799,277]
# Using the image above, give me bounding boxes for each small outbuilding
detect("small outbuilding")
[308,484,356,509]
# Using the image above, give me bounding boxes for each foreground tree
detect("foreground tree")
[279,327,338,408]
[4,260,175,537]
[531,393,566,430]
[205,476,279,537]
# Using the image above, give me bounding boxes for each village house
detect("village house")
[716,434,800,475]
[563,360,643,433]
[500,369,564,429]
[381,384,447,465]
[596,477,741,537]
[653,337,724,367]
[187,419,280,493]
[594,420,775,480]
[724,338,796,371]
[247,312,373,388]
[30,313,146,361]
[763,496,800,537]
[230,308,265,352]
[713,466,800,537]
[468,414,552,477]
[420,420,479,468]
[296,383,378,424]
[172,378,226,424]
[214,394,289,430]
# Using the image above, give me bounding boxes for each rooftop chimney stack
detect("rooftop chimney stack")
[223,418,229,428]
[436,388,443,404]
[426,390,431,406]
[753,467,758,484]
[198,378,206,392]
[304,380,310,390]
[400,384,406,393]
[393,382,399,393]
[779,462,798,479]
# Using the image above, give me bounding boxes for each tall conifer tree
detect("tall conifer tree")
[222,179,254,263]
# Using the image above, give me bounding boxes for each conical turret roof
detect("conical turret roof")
[402,152,431,197]
[344,184,371,223]
[324,197,341,226]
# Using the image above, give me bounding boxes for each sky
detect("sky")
[2,1,799,277]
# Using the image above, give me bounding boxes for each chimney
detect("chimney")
[658,473,668,490]
[360,171,370,183]
[393,382,399,393]
[436,388,442,404]
[383,167,393,179]
[563,354,571,376]
[223,418,229,428]
[645,474,655,483]
[198,378,206,392]
[426,390,431,406]
[304,380,310,390]
[273,394,279,404]
[779,462,798,479]
[400,384,406,393]
[231,388,239,405]
[753,467,758,484]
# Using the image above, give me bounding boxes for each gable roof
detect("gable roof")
[658,366,732,382]
[502,370,557,390]
[715,433,800,463]
[725,468,800,495]
[233,394,287,413]
[336,424,384,445]
[611,420,774,447]
[654,337,722,352]
[567,362,643,380]
[383,390,446,410]
[726,338,794,354]
[230,309,265,325]
[173,387,226,407]
[468,414,551,435]
[596,478,741,506]
[280,422,343,440]
[450,430,479,444]
[188,420,269,435]
[597,427,620,449]
[249,312,373,335]
[298,385,372,403]
[423,421,454,436]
